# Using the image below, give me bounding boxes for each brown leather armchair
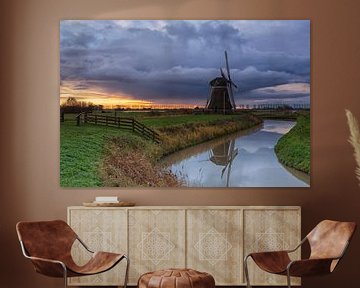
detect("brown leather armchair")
[16,220,129,288]
[244,220,356,288]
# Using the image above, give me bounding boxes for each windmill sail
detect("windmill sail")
[224,51,237,109]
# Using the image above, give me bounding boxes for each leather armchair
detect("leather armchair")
[244,220,356,288]
[16,220,129,288]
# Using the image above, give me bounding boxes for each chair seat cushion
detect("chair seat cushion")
[67,252,124,276]
[138,268,215,288]
[250,251,291,274]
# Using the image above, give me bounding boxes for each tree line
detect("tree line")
[60,97,103,113]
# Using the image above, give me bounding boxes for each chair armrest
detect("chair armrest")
[245,237,306,259]
[246,250,290,260]
[26,255,65,265]
[287,258,336,277]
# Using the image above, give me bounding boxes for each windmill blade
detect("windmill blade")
[220,68,228,80]
[228,83,236,109]
[225,50,231,81]
[222,68,238,89]
[225,50,237,109]
[206,85,213,108]
[230,80,238,89]
[225,50,238,87]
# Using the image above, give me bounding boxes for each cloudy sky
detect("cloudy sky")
[60,20,310,108]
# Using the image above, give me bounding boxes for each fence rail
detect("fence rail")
[76,113,161,143]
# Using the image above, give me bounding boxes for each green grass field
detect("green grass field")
[275,114,310,174]
[60,118,133,187]
[251,110,309,120]
[88,111,245,128]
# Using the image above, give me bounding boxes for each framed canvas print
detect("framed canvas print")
[60,20,310,188]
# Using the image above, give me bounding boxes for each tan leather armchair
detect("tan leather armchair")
[16,220,129,288]
[244,220,356,288]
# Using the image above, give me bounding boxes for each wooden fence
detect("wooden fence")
[76,113,161,143]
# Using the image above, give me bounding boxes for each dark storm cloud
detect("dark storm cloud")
[233,66,306,92]
[60,20,310,104]
[242,90,309,101]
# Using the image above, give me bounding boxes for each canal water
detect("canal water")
[161,120,310,187]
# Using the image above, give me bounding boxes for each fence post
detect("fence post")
[132,118,135,132]
[76,114,80,126]
[106,116,108,126]
[118,117,120,128]
[61,111,64,122]
[95,115,97,124]
[84,113,88,124]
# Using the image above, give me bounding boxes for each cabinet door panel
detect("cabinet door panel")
[187,209,243,285]
[68,209,127,286]
[244,209,301,286]
[128,209,186,284]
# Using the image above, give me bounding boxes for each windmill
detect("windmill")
[206,51,238,112]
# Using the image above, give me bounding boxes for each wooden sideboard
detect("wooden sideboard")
[67,206,301,286]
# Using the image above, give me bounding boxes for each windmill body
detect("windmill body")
[207,77,233,111]
[206,51,237,112]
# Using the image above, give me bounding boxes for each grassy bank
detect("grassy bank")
[158,114,262,155]
[275,115,310,174]
[60,113,262,187]
[100,135,180,187]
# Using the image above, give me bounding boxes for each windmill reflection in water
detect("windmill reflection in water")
[199,139,239,187]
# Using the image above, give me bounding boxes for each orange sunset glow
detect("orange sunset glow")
[60,83,200,109]
[60,83,151,108]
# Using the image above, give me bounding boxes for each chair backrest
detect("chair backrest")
[307,220,356,261]
[16,220,77,261]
